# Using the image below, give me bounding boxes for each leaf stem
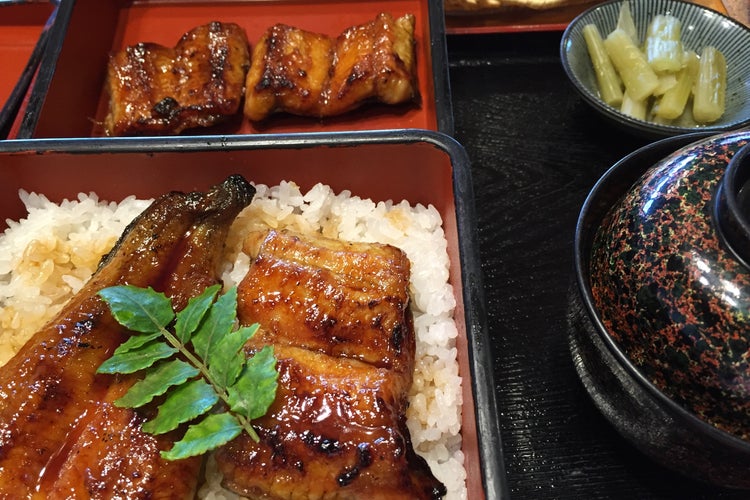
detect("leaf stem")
[160,327,260,442]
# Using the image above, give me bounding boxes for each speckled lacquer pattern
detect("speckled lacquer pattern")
[590,130,750,441]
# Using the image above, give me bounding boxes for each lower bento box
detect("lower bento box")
[17,0,452,139]
[0,130,504,499]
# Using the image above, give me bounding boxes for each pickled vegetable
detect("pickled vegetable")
[620,90,648,120]
[645,15,683,73]
[582,23,623,106]
[693,46,726,123]
[604,28,659,101]
[616,1,638,44]
[675,98,698,127]
[580,4,728,127]
[655,51,698,119]
[653,73,677,96]
[653,115,672,126]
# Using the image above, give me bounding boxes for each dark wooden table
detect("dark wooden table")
[446,31,749,499]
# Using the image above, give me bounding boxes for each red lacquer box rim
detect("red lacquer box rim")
[0,129,506,499]
[0,0,59,138]
[15,0,454,139]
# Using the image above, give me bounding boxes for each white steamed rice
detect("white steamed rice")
[0,181,467,499]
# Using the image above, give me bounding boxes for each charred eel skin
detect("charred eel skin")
[0,175,255,498]
[217,229,446,500]
[104,22,251,136]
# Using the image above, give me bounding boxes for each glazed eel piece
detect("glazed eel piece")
[216,230,446,500]
[104,22,251,136]
[0,175,255,498]
[244,13,418,121]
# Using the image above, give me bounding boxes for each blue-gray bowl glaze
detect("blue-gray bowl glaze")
[561,0,750,139]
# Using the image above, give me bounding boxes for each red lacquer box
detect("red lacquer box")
[0,130,506,499]
[16,0,453,138]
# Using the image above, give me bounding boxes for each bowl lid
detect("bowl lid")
[590,129,750,441]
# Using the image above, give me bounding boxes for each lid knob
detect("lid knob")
[715,144,750,268]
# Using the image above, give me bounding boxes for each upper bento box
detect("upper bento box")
[0,1,58,139]
[14,0,453,138]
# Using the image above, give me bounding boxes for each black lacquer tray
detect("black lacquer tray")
[447,31,750,499]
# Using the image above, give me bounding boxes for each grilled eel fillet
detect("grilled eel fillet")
[104,22,250,136]
[0,175,255,499]
[216,230,446,499]
[244,13,418,121]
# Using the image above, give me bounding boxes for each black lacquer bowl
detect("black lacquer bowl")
[570,128,750,489]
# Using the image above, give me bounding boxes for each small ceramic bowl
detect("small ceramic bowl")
[571,128,750,488]
[560,0,750,138]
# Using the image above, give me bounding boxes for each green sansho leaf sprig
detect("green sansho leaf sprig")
[96,284,278,461]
